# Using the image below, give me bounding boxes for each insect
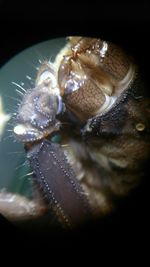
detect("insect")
[0,36,150,229]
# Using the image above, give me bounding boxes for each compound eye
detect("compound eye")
[58,37,136,122]
[58,60,111,122]
[64,74,107,122]
[58,57,113,122]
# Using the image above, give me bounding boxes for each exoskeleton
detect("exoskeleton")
[0,37,150,229]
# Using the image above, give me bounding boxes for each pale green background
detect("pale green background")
[0,38,66,197]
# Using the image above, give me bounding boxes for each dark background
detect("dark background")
[0,0,150,253]
[0,1,150,68]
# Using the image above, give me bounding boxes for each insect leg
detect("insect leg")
[27,139,93,228]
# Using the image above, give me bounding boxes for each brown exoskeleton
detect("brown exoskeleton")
[0,37,150,229]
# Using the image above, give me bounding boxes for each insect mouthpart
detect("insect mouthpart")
[13,85,63,143]
[13,121,61,143]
